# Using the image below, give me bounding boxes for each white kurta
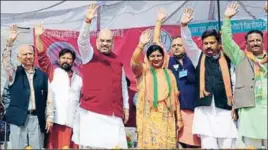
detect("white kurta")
[72,108,127,148]
[71,21,129,149]
[192,97,238,138]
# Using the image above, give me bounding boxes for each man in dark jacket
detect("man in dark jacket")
[168,36,201,148]
[180,8,237,149]
[1,24,54,149]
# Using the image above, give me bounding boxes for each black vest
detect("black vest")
[3,66,48,132]
[195,53,232,110]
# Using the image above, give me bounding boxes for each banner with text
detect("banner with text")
[34,19,267,90]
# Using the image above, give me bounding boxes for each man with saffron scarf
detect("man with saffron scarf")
[221,2,267,148]
[180,8,238,149]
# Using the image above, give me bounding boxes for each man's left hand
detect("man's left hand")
[123,108,129,124]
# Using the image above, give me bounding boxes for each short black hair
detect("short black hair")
[126,77,130,88]
[245,30,263,41]
[146,44,164,59]
[59,48,76,61]
[201,29,221,42]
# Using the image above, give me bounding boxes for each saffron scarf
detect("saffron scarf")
[244,49,267,77]
[244,49,267,99]
[200,52,233,106]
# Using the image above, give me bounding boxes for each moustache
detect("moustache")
[206,48,213,51]
[101,45,109,48]
[252,45,260,48]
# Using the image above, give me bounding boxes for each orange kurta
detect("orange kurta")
[178,109,201,146]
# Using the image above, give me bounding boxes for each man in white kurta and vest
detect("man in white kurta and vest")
[2,24,53,149]
[34,23,82,149]
[71,4,129,149]
[179,8,238,149]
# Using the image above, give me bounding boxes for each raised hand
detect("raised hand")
[139,29,152,46]
[34,23,45,36]
[8,24,19,43]
[265,1,268,13]
[85,3,99,21]
[156,8,167,22]
[224,2,239,19]
[181,8,194,26]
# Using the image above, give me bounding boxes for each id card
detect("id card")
[179,70,188,78]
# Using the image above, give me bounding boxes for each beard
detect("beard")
[174,53,185,59]
[60,63,72,72]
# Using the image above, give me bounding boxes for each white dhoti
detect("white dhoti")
[192,97,238,149]
[72,107,127,149]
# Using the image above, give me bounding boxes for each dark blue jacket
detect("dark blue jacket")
[3,66,48,132]
[168,56,197,111]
